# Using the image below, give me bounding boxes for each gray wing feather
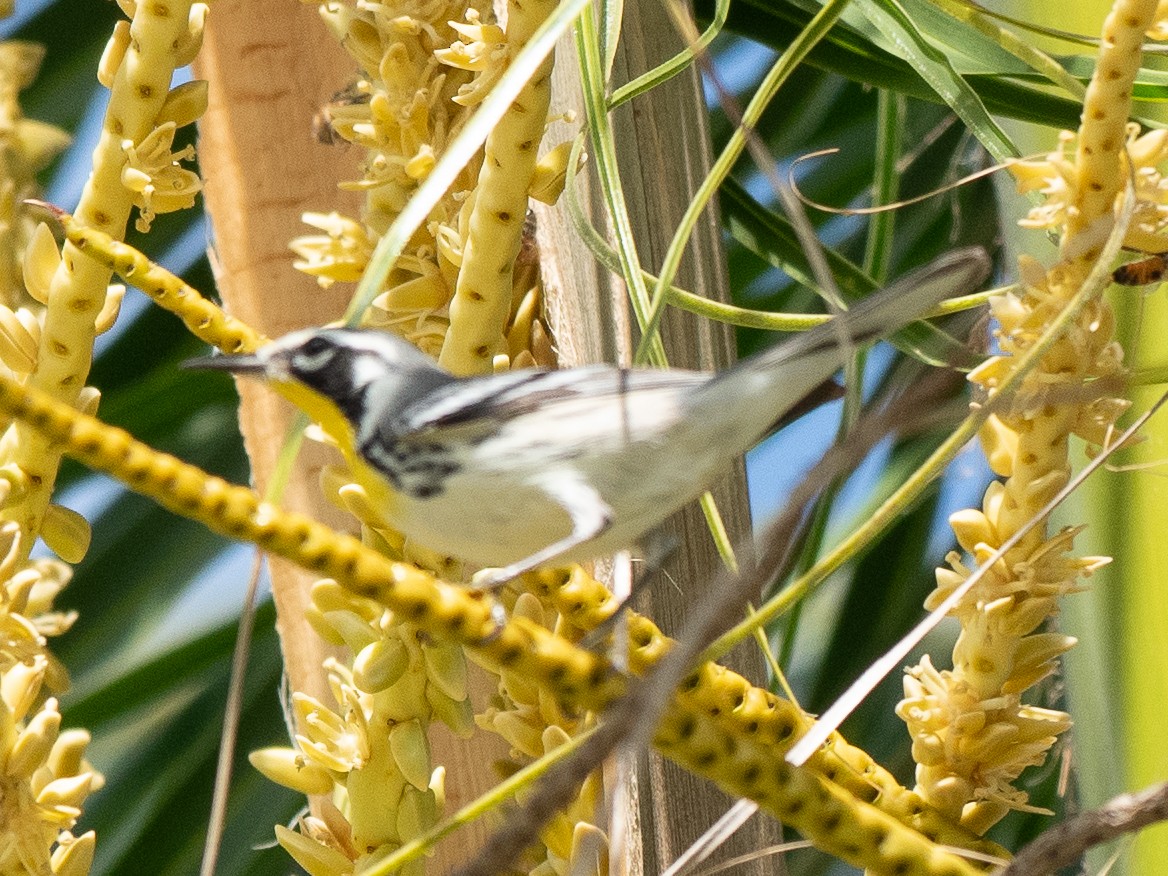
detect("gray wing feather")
[391,366,710,435]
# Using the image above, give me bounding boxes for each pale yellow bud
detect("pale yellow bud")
[0,42,43,90]
[404,144,435,180]
[50,831,95,876]
[528,140,575,205]
[20,222,58,305]
[388,719,430,791]
[569,822,609,876]
[3,657,45,720]
[305,606,347,646]
[16,119,71,172]
[76,387,101,417]
[9,703,60,780]
[429,764,445,809]
[421,641,466,701]
[98,21,131,89]
[274,824,354,876]
[322,610,380,653]
[173,4,209,68]
[48,729,92,778]
[426,684,475,738]
[156,80,209,130]
[36,772,92,812]
[949,508,994,554]
[395,784,437,842]
[94,285,125,335]
[488,709,544,758]
[978,415,1017,477]
[41,504,92,564]
[250,747,335,795]
[0,304,40,373]
[352,638,409,693]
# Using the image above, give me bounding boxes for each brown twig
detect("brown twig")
[1000,780,1168,875]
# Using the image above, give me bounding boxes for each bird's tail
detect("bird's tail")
[697,246,992,437]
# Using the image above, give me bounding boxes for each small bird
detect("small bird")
[188,249,988,588]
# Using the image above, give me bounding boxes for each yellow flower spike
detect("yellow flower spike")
[154,79,208,130]
[438,0,557,374]
[50,830,95,876]
[39,505,91,565]
[656,705,984,876]
[275,824,355,876]
[97,21,131,89]
[93,285,125,335]
[39,205,266,354]
[9,700,60,780]
[22,221,60,305]
[1,4,206,561]
[421,640,466,701]
[249,746,336,795]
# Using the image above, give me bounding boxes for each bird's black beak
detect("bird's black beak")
[182,352,267,375]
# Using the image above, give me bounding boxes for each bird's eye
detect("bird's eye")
[297,335,334,367]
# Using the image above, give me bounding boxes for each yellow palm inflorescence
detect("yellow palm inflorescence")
[899,0,1160,836]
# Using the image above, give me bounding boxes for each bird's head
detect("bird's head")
[186,327,450,437]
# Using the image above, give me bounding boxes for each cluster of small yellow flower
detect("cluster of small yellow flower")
[899,0,1162,838]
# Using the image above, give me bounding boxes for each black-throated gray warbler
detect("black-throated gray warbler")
[189,249,988,588]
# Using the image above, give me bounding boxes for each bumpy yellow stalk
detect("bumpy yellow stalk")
[899,0,1156,834]
[528,567,1004,860]
[44,206,264,355]
[0,372,989,875]
[438,0,556,374]
[0,0,204,550]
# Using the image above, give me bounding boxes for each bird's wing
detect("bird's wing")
[391,366,709,435]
